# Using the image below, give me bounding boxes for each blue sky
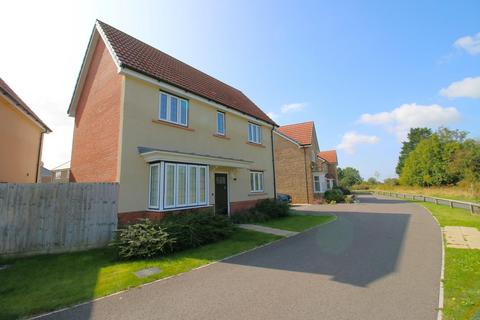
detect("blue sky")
[1,0,479,178]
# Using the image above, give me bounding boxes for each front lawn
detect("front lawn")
[0,229,280,320]
[443,249,480,320]
[414,201,480,319]
[256,214,336,232]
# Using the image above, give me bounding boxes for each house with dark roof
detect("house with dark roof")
[68,21,277,223]
[273,121,338,203]
[0,78,51,183]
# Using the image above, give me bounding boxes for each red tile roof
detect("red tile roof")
[276,121,314,145]
[96,21,275,125]
[0,77,51,132]
[318,150,337,164]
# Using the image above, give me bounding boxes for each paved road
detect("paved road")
[39,195,442,320]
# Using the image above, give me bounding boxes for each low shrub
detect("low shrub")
[344,195,355,203]
[115,219,175,259]
[325,189,345,202]
[334,186,351,195]
[231,199,290,224]
[115,210,235,259]
[162,211,235,251]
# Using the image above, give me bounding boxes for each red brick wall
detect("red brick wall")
[230,199,265,214]
[70,39,123,182]
[273,134,310,203]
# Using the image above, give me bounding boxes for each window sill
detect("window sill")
[245,141,266,148]
[147,205,213,212]
[152,119,195,132]
[248,192,268,196]
[213,133,230,140]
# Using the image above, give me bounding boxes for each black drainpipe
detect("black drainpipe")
[35,132,44,183]
[271,128,277,199]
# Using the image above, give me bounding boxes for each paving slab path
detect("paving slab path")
[238,224,299,236]
[443,226,480,249]
[37,195,442,320]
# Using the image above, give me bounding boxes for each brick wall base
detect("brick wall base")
[230,198,269,214]
[118,206,215,226]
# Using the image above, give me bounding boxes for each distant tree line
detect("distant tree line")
[396,127,480,189]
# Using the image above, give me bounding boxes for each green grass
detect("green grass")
[414,201,480,319]
[443,249,480,320]
[0,229,281,320]
[415,201,480,230]
[256,214,336,232]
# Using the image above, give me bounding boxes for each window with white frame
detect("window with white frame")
[216,111,225,135]
[313,175,321,193]
[248,123,262,144]
[148,162,208,210]
[250,171,264,193]
[159,92,188,126]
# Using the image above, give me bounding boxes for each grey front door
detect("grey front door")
[214,173,228,215]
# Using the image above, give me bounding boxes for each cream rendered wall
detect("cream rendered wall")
[0,95,43,183]
[118,76,274,213]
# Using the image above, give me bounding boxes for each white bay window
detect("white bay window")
[149,162,208,210]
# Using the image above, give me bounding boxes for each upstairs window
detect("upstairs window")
[159,92,188,126]
[217,111,225,135]
[248,123,262,144]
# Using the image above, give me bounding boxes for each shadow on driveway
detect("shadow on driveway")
[223,210,410,287]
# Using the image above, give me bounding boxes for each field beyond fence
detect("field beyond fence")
[0,183,119,256]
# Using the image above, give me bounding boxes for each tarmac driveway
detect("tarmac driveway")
[39,195,442,320]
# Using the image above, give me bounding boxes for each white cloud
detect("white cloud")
[440,76,480,99]
[359,103,461,141]
[336,132,379,155]
[454,32,480,55]
[280,102,306,113]
[266,111,280,122]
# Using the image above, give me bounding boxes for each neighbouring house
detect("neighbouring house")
[68,21,277,224]
[40,163,53,183]
[51,161,71,183]
[273,121,336,204]
[318,150,338,189]
[0,78,51,183]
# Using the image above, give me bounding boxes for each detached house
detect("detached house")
[0,78,51,183]
[68,21,277,223]
[318,150,339,189]
[273,121,338,204]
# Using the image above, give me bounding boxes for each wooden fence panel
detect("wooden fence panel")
[0,183,118,256]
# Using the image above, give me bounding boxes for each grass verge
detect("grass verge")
[414,201,480,320]
[372,185,480,203]
[0,228,280,319]
[255,214,336,232]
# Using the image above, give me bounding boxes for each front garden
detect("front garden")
[0,199,334,319]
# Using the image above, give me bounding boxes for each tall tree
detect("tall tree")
[396,128,432,176]
[338,167,363,187]
[400,132,462,186]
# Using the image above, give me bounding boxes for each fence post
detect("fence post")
[471,204,475,214]
[435,199,438,205]
[450,201,453,208]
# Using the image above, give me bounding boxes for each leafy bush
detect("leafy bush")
[115,219,175,259]
[162,211,235,251]
[115,210,235,259]
[231,199,290,224]
[324,189,345,202]
[333,186,351,195]
[344,195,355,203]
